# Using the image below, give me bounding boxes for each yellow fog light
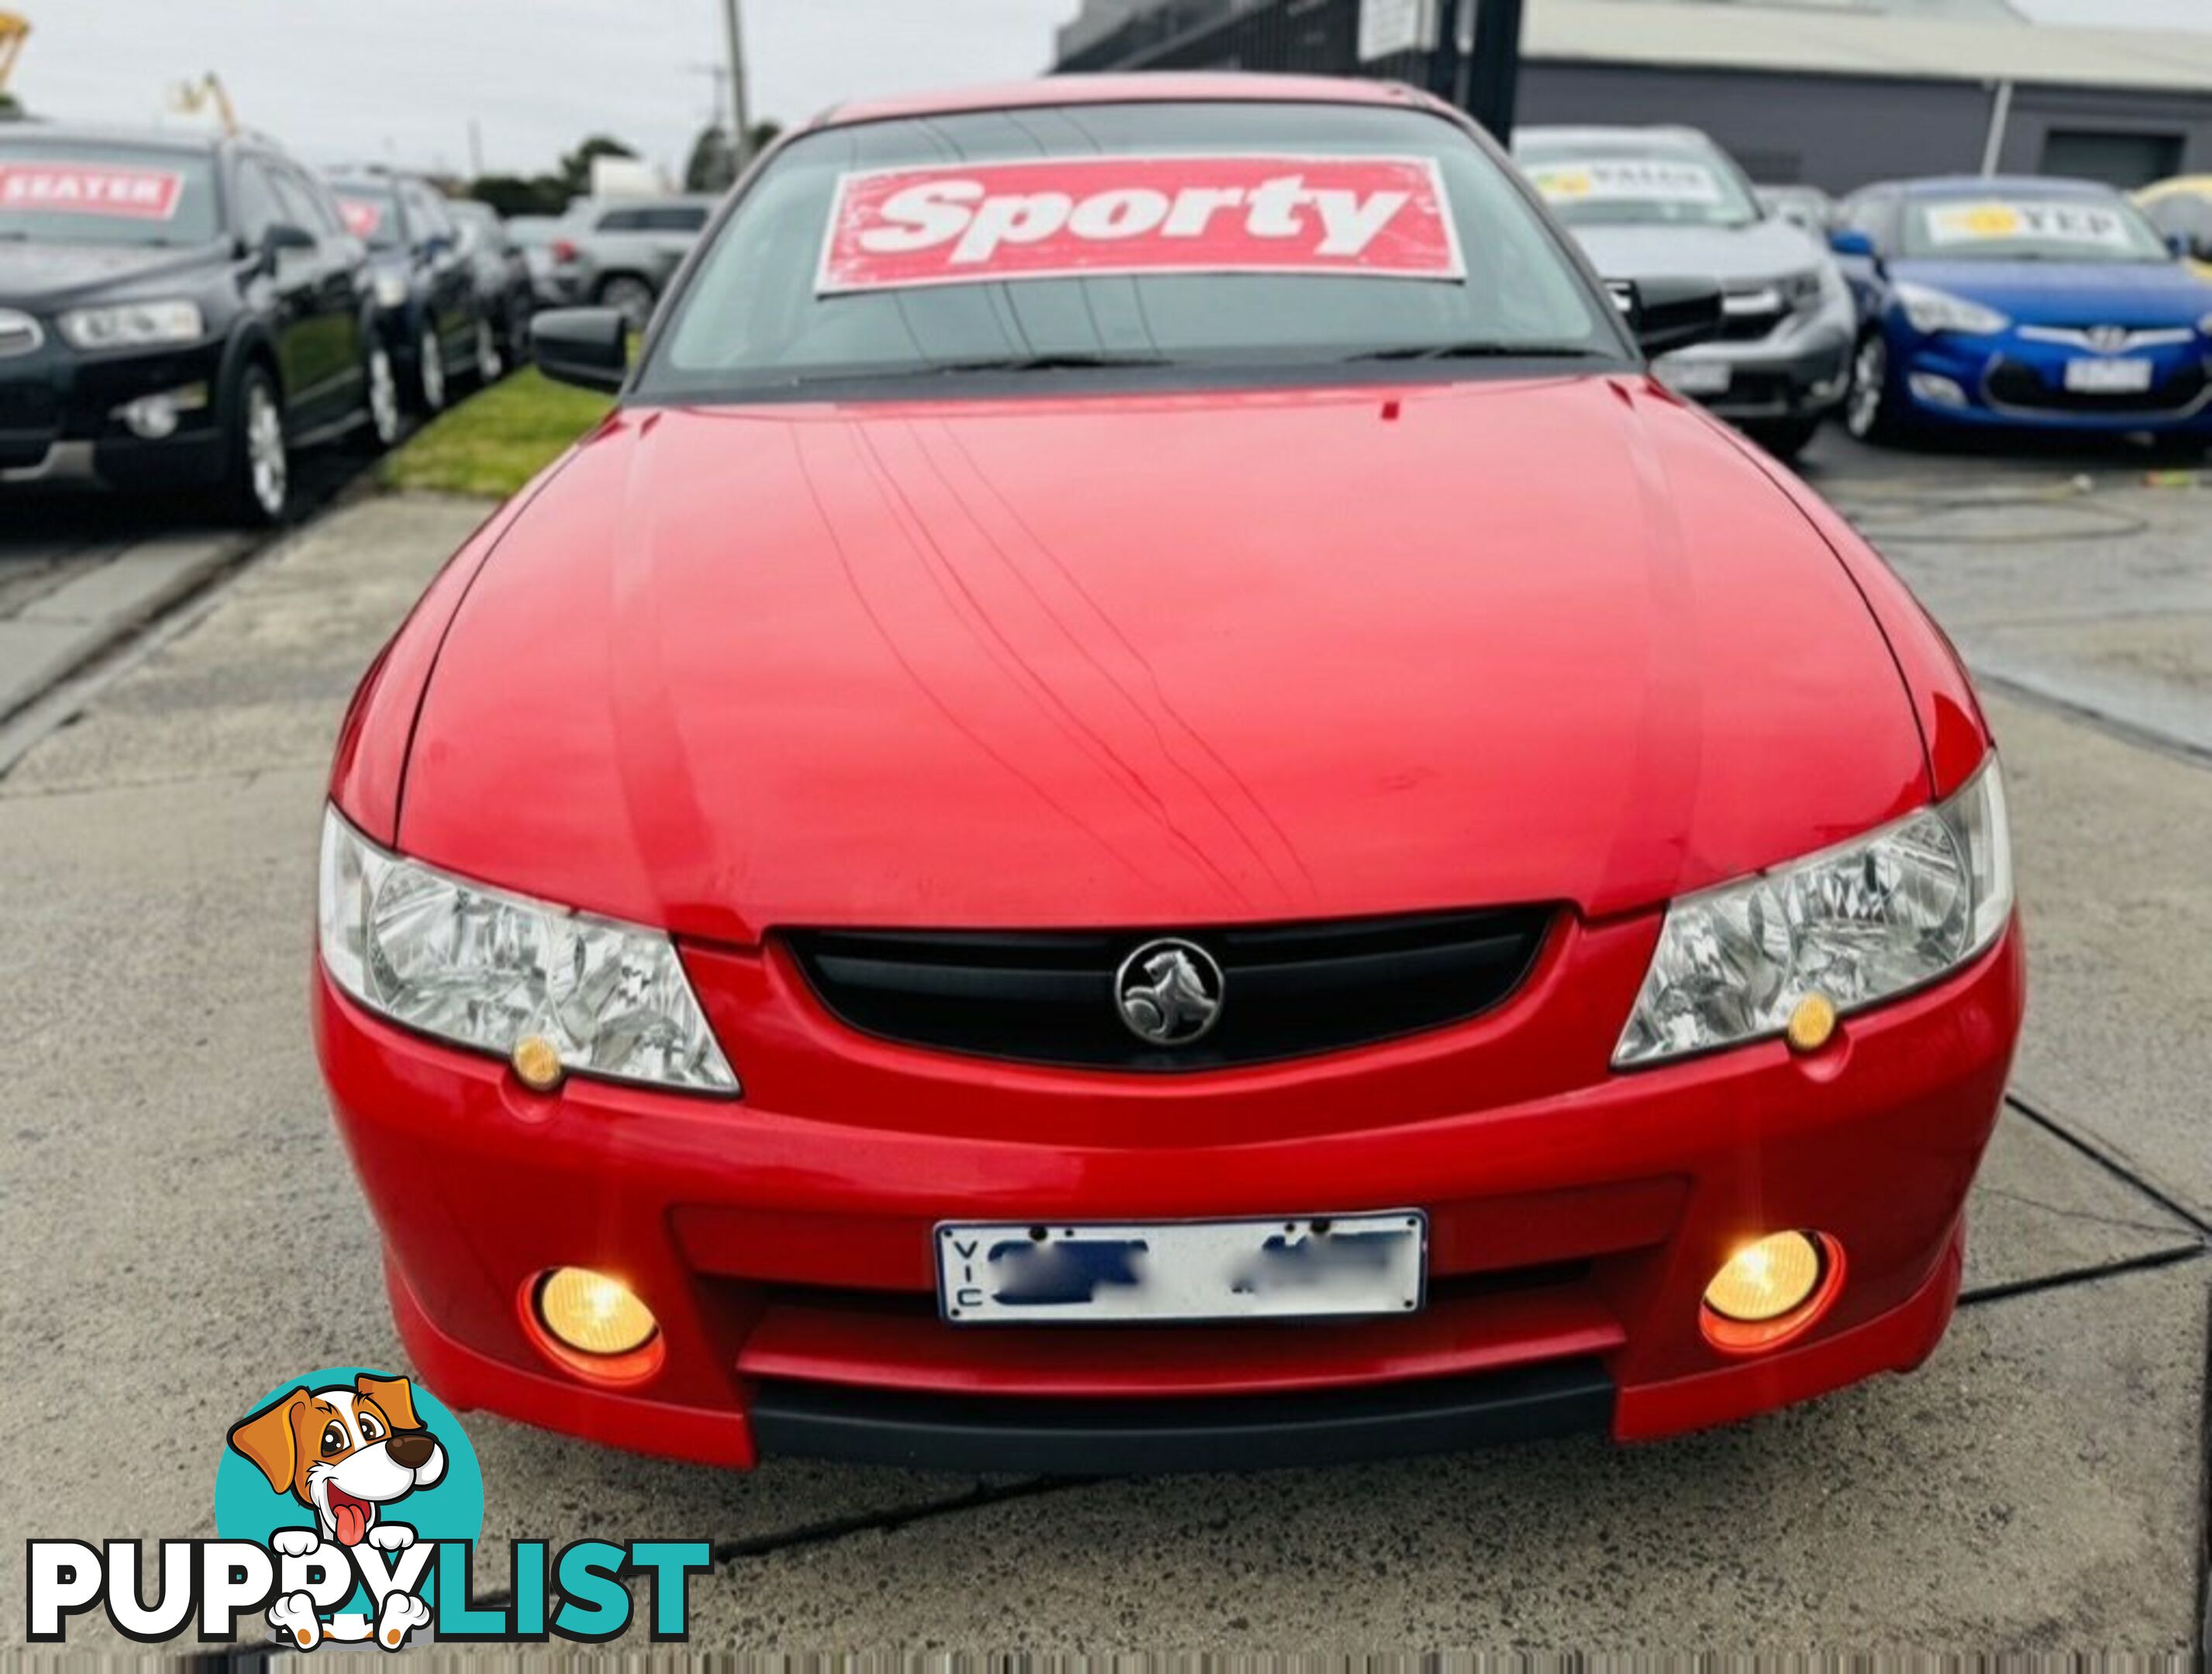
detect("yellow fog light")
[1786,992,1838,1054]
[536,1267,656,1356]
[1704,1231,1825,1324]
[511,1033,565,1091]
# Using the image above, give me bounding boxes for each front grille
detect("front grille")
[0,311,43,358]
[1986,357,2210,417]
[785,907,1553,1071]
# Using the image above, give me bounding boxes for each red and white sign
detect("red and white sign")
[0,163,184,221]
[336,198,384,239]
[816,153,1465,294]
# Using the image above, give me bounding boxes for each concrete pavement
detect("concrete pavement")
[0,460,2205,1652]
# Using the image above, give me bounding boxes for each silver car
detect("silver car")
[542,195,716,329]
[1516,126,1855,460]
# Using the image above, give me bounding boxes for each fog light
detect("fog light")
[115,382,208,439]
[1704,1231,1824,1324]
[118,394,180,439]
[536,1267,656,1356]
[1908,372,1968,408]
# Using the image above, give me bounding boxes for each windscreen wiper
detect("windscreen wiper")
[1342,341,1616,363]
[918,351,1176,374]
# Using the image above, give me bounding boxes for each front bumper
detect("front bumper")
[0,335,228,491]
[1894,326,2212,434]
[1659,303,1854,423]
[318,914,2024,1472]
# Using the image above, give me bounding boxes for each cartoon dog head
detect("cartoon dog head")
[227,1373,446,1547]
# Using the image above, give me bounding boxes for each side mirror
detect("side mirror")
[2165,230,2192,260]
[1829,228,1877,260]
[260,222,315,267]
[1612,275,1727,357]
[532,307,628,393]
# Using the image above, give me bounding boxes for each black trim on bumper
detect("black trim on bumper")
[750,1359,1615,1475]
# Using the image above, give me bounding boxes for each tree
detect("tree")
[683,126,735,194]
[468,174,568,218]
[557,135,639,199]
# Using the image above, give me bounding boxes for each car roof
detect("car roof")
[1513,124,1718,153]
[1896,174,2120,198]
[813,72,1442,130]
[0,120,224,156]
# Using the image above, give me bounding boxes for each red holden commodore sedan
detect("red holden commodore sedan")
[316,75,2023,1472]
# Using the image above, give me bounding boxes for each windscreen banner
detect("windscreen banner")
[815,153,1466,294]
[0,162,184,220]
[1921,200,2138,253]
[1526,159,1722,208]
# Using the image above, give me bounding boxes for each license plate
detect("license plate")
[1656,354,1731,397]
[935,1211,1427,1325]
[2065,357,2153,394]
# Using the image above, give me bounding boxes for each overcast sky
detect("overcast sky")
[8,0,2206,181]
[12,2,1083,180]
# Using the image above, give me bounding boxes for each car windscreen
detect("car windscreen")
[1898,191,2173,263]
[641,102,1622,399]
[1517,143,1760,229]
[331,182,403,250]
[0,140,220,247]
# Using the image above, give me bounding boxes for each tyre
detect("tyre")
[595,274,656,333]
[472,317,504,386]
[505,298,534,370]
[413,320,448,414]
[353,339,402,455]
[221,361,291,526]
[1744,415,1822,462]
[1842,331,1904,444]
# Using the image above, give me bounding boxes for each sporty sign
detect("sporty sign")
[816,153,1466,292]
[0,162,183,220]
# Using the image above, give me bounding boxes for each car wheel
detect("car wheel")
[596,274,656,333]
[354,340,402,454]
[1843,332,1900,444]
[222,363,291,526]
[474,318,504,385]
[415,322,448,414]
[1745,416,1822,462]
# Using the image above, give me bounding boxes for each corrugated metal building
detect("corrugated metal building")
[1052,0,2212,191]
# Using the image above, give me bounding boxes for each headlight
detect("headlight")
[1614,757,2012,1068]
[1893,282,2009,337]
[318,808,739,1095]
[56,299,205,350]
[374,271,411,310]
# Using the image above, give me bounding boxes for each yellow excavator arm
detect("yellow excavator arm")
[0,12,31,99]
[172,71,238,136]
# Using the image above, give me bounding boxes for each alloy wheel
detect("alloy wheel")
[1845,336,1889,440]
[419,325,446,411]
[367,345,401,446]
[246,377,288,520]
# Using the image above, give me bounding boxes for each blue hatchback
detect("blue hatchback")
[1831,176,2212,449]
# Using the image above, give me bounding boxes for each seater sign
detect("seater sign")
[815,153,1465,294]
[0,162,184,221]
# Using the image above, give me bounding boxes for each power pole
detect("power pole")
[720,0,753,167]
[1464,0,1526,141]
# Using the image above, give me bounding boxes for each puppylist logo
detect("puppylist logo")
[25,1366,709,1648]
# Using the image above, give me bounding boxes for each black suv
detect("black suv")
[325,167,491,415]
[0,124,397,523]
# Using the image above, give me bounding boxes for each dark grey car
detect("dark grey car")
[542,196,715,330]
[1516,126,1855,459]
